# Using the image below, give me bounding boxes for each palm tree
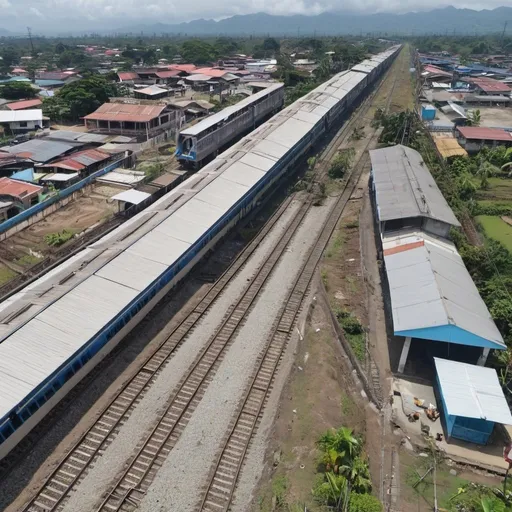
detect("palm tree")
[477,161,498,189]
[458,172,477,200]
[467,109,482,127]
[340,455,372,494]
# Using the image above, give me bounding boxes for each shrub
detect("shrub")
[340,315,364,335]
[328,148,355,179]
[44,230,74,247]
[349,493,382,512]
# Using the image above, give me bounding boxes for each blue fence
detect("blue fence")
[0,156,128,235]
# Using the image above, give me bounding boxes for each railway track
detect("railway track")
[21,195,297,512]
[93,198,318,512]
[199,127,380,512]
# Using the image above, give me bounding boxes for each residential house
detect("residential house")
[456,126,512,152]
[0,177,42,219]
[0,109,49,134]
[5,99,43,111]
[83,102,180,139]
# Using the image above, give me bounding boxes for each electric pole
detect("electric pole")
[27,27,34,54]
[501,21,509,50]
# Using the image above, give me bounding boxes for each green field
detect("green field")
[476,177,512,201]
[477,215,512,252]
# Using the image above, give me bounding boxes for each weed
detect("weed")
[321,269,328,288]
[345,220,359,229]
[44,230,75,247]
[272,475,288,508]
[15,253,41,267]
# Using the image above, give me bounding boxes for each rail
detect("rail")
[21,194,296,512]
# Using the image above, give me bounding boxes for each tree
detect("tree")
[457,172,477,200]
[467,109,481,127]
[317,427,361,462]
[0,46,20,73]
[262,37,280,56]
[0,82,36,100]
[180,40,217,64]
[328,149,355,179]
[214,37,239,56]
[476,161,498,189]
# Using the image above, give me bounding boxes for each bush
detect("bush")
[328,148,355,179]
[340,315,364,335]
[349,493,382,512]
[44,230,74,247]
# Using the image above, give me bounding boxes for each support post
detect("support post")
[398,337,411,374]
[477,347,490,366]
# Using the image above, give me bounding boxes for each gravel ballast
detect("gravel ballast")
[60,200,302,512]
[136,198,336,512]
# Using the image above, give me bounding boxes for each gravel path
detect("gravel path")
[60,200,302,512]
[137,198,336,512]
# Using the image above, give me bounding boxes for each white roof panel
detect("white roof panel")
[435,358,512,425]
[171,196,225,229]
[221,161,266,188]
[154,211,210,245]
[95,250,167,292]
[383,231,504,347]
[194,176,249,212]
[128,230,191,266]
[251,139,289,160]
[0,109,43,123]
[239,151,276,171]
[266,117,312,149]
[111,190,151,205]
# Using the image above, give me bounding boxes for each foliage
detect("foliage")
[448,483,508,512]
[317,427,361,463]
[313,472,348,507]
[467,109,481,127]
[329,149,355,179]
[43,75,118,121]
[44,230,75,247]
[350,126,365,141]
[180,40,217,64]
[348,492,382,512]
[0,82,37,100]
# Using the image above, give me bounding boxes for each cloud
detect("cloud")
[0,0,508,30]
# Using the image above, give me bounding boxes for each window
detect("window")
[19,121,28,128]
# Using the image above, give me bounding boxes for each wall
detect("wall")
[0,155,128,241]
[7,120,40,132]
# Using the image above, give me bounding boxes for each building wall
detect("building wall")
[423,218,451,238]
[6,120,42,133]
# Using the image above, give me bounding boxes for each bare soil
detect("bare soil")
[0,184,119,282]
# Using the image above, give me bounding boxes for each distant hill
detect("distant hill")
[118,7,512,36]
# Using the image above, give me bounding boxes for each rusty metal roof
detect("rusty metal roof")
[6,99,43,111]
[117,72,139,81]
[42,148,112,171]
[457,126,512,142]
[0,177,42,197]
[155,70,181,79]
[83,103,168,123]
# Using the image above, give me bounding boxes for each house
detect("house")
[35,72,80,85]
[1,139,86,164]
[83,102,180,139]
[434,358,512,445]
[463,77,511,96]
[5,99,43,111]
[0,152,34,177]
[39,148,117,178]
[456,126,512,152]
[134,85,169,100]
[10,67,29,77]
[0,109,49,134]
[117,71,139,82]
[0,177,42,219]
[168,99,214,121]
[34,79,66,89]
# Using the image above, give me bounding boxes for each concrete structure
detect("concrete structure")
[370,145,460,238]
[456,126,512,152]
[0,110,48,134]
[435,358,512,445]
[83,103,179,139]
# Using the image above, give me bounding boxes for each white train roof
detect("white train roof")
[0,47,399,422]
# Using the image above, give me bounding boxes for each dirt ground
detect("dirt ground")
[478,107,512,128]
[0,184,119,284]
[254,300,371,511]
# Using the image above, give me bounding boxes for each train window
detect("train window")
[28,402,38,415]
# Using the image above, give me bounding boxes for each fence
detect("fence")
[0,154,130,240]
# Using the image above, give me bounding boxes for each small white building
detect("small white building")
[0,109,48,134]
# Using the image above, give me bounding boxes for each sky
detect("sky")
[0,0,508,32]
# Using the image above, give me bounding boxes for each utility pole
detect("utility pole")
[27,27,34,54]
[501,21,509,50]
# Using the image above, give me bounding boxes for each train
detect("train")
[0,45,401,461]
[175,83,285,169]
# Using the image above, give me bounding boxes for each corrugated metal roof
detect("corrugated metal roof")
[457,126,512,142]
[118,72,139,81]
[434,357,512,425]
[136,85,168,96]
[0,109,43,123]
[180,83,283,137]
[40,173,79,182]
[6,99,42,111]
[43,148,111,171]
[83,103,168,123]
[111,190,150,204]
[383,230,504,347]
[155,70,181,79]
[96,169,145,186]
[3,139,82,163]
[0,177,42,197]
[370,145,461,227]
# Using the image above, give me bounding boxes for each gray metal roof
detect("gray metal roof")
[370,145,460,227]
[180,83,283,137]
[3,139,83,163]
[383,231,504,347]
[434,357,512,424]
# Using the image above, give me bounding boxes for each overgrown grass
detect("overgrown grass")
[0,265,16,286]
[325,232,345,258]
[477,215,512,253]
[15,253,41,267]
[334,308,366,362]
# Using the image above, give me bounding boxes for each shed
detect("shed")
[134,85,169,100]
[456,126,512,152]
[111,189,150,210]
[434,357,512,444]
[383,231,505,373]
[421,104,436,121]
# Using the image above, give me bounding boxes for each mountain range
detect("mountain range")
[0,6,511,36]
[117,7,512,36]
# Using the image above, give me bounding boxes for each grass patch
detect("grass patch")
[476,177,512,201]
[334,308,366,362]
[476,215,512,253]
[15,253,41,267]
[340,391,357,418]
[0,265,16,286]
[346,332,366,362]
[325,232,345,258]
[44,229,77,247]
